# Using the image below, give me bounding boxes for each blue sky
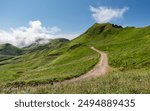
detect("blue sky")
[0,0,150,47]
[0,0,150,31]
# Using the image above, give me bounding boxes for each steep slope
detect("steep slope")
[71,23,150,70]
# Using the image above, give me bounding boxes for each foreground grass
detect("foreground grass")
[1,68,149,94]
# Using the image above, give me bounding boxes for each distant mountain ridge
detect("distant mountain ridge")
[0,38,69,56]
[0,43,23,56]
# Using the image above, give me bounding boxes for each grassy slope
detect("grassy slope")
[72,23,150,70]
[0,38,99,87]
[0,43,23,67]
[0,23,150,93]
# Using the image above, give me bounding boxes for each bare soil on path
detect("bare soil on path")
[63,47,109,83]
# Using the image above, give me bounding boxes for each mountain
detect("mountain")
[0,43,23,56]
[0,23,149,93]
[24,38,51,49]
[72,23,150,69]
[24,38,69,52]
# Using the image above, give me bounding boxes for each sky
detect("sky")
[0,0,150,47]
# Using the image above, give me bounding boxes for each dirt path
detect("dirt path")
[64,47,109,83]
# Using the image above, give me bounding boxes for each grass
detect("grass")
[0,23,149,93]
[0,45,99,86]
[1,68,149,94]
[14,46,99,83]
[72,23,150,70]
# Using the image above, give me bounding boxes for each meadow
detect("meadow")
[0,40,99,87]
[2,68,149,94]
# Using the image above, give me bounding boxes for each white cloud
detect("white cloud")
[55,33,80,40]
[90,6,129,23]
[0,20,79,47]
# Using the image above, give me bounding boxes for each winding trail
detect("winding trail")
[64,47,109,83]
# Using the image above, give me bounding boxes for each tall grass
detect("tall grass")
[1,68,149,94]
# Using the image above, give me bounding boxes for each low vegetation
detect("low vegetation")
[2,68,149,94]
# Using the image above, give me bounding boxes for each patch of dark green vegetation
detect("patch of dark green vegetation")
[0,43,23,56]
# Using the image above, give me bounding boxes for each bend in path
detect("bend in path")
[63,46,109,83]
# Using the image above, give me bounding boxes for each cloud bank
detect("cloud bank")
[0,20,78,47]
[90,6,129,23]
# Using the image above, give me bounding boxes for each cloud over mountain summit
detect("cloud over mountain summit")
[0,20,78,47]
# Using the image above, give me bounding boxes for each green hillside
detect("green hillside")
[24,38,69,52]
[0,43,23,64]
[72,23,150,70]
[0,38,98,87]
[0,23,150,93]
[0,43,23,56]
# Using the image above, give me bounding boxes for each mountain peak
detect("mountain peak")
[92,23,123,29]
[85,23,123,36]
